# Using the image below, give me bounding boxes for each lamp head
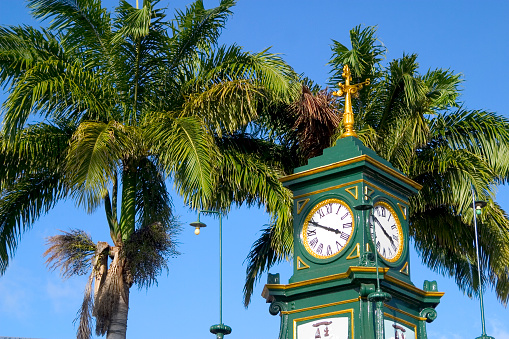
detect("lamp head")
[190,221,206,235]
[474,200,487,216]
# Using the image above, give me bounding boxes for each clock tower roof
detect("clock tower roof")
[280,136,422,195]
[295,136,395,174]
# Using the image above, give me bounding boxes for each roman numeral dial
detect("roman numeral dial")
[368,201,404,262]
[302,199,354,259]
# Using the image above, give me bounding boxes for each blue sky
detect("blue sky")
[1,1,509,338]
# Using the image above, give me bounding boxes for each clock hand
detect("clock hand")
[308,220,341,234]
[373,216,395,245]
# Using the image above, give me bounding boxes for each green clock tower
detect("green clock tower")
[263,65,443,339]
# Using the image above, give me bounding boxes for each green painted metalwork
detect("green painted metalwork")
[192,210,231,339]
[264,136,443,339]
[471,188,493,339]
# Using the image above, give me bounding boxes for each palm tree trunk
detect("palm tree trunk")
[106,288,130,339]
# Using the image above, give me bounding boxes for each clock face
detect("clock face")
[369,201,403,262]
[302,199,354,259]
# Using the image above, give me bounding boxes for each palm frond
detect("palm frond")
[243,224,290,307]
[182,80,262,135]
[329,25,385,84]
[0,172,67,273]
[291,86,340,159]
[66,121,138,211]
[146,115,215,209]
[2,58,116,138]
[44,229,96,278]
[166,0,235,74]
[28,0,113,64]
[135,158,173,228]
[0,26,65,87]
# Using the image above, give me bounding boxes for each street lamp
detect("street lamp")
[190,210,232,339]
[355,197,391,339]
[470,186,494,339]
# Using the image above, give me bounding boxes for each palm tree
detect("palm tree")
[243,25,509,307]
[0,0,298,337]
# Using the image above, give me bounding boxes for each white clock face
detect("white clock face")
[302,199,354,259]
[369,201,403,262]
[297,316,349,339]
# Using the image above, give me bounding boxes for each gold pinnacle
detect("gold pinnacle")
[332,65,370,138]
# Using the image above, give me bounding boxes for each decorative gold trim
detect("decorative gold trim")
[399,261,409,275]
[296,256,310,270]
[383,313,418,339]
[296,198,310,215]
[302,199,355,259]
[384,275,445,297]
[293,179,409,206]
[370,201,404,263]
[365,186,375,200]
[280,154,422,190]
[293,179,363,200]
[397,203,407,220]
[294,309,354,339]
[281,297,360,315]
[364,181,409,206]
[365,243,371,252]
[345,186,358,200]
[346,243,360,260]
[264,267,444,298]
[265,267,389,291]
[383,304,426,321]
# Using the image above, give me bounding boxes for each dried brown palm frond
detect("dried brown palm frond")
[291,86,341,159]
[44,230,96,279]
[123,221,180,289]
[76,272,94,339]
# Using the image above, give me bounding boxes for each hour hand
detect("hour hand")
[308,220,341,234]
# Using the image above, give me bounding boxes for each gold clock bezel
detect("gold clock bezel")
[302,198,355,259]
[370,201,404,263]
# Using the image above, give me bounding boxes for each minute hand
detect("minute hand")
[308,220,341,234]
[373,217,395,245]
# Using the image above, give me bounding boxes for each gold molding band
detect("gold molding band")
[293,179,363,200]
[364,181,409,206]
[281,297,360,315]
[265,267,444,298]
[384,304,427,321]
[293,179,409,206]
[384,275,445,298]
[280,155,422,191]
[265,267,389,291]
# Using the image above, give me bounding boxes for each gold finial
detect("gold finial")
[332,65,370,138]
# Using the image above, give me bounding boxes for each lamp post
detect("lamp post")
[470,186,494,339]
[190,210,232,339]
[355,197,391,339]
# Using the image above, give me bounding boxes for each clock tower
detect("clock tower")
[263,65,443,339]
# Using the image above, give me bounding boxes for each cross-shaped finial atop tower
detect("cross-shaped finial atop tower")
[332,65,370,138]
